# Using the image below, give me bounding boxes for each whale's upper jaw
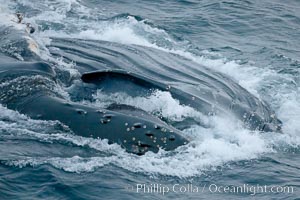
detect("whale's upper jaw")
[81,69,283,133]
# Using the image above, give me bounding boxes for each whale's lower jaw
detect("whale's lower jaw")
[15,95,189,155]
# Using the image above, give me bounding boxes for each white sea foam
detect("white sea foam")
[91,90,210,124]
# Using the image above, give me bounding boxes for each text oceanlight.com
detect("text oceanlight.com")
[126,183,295,196]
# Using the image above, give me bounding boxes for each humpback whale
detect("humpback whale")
[0,26,282,155]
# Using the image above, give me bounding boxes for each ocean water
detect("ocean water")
[0,0,300,199]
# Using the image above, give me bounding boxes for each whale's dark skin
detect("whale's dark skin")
[0,27,282,155]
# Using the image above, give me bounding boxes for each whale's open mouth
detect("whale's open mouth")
[0,22,283,156]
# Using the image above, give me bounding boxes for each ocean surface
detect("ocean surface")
[0,0,300,199]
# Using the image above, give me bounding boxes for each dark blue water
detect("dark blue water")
[0,0,300,199]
